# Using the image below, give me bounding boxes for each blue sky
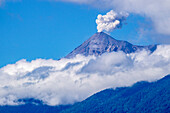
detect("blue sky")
[0,0,157,67]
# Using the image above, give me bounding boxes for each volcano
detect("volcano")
[65,32,157,58]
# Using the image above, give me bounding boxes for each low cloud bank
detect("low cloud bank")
[0,45,170,106]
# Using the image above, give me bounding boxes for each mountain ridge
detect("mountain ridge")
[65,32,157,58]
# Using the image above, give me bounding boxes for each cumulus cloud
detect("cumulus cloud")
[0,45,170,106]
[96,10,128,32]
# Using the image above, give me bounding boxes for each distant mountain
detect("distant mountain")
[66,32,157,58]
[62,75,170,113]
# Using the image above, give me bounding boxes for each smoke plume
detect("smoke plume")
[96,10,128,32]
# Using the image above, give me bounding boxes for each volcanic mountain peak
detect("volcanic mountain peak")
[65,32,157,58]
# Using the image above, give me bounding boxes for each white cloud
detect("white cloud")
[109,0,170,35]
[0,45,170,106]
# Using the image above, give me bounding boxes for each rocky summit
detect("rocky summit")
[65,32,157,58]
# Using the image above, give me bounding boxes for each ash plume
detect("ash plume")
[96,10,128,32]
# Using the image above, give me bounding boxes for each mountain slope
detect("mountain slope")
[62,75,170,113]
[66,32,157,58]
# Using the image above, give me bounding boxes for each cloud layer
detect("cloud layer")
[96,10,128,32]
[0,45,170,106]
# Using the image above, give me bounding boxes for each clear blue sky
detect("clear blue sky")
[0,0,153,67]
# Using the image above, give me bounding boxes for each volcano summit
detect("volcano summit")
[66,32,157,58]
